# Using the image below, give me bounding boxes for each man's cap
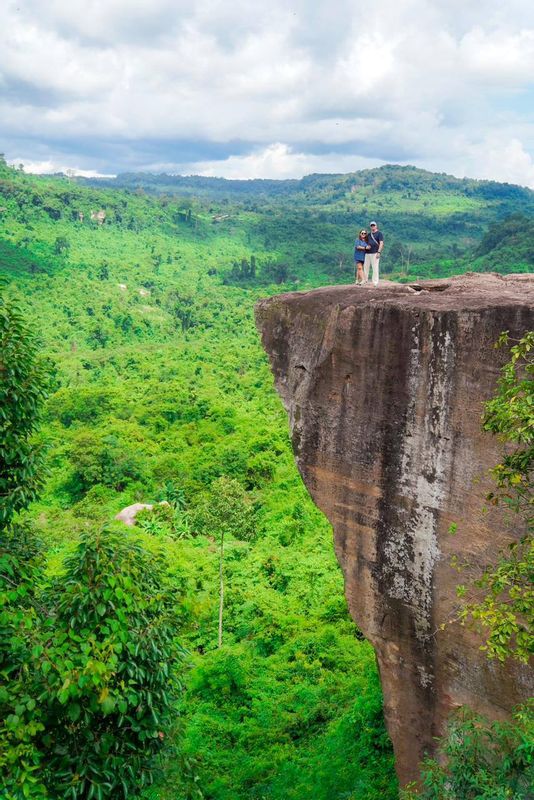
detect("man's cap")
[369,220,377,226]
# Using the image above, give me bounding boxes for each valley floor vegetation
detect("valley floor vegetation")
[0,157,532,799]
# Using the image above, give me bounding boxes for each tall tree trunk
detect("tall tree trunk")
[218,530,224,648]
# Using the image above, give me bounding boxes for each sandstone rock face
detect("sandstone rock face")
[255,274,534,787]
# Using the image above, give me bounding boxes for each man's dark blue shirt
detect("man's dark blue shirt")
[367,230,384,253]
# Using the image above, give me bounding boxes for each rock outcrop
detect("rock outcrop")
[90,209,106,224]
[255,274,533,787]
[115,501,169,526]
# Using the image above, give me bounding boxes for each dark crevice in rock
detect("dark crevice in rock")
[409,282,450,293]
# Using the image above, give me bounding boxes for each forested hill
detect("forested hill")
[0,157,532,800]
[4,161,534,287]
[85,164,534,206]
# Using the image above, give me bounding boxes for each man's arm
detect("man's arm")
[377,232,384,255]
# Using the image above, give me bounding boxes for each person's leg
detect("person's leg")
[367,254,375,284]
[363,254,371,283]
[372,253,379,286]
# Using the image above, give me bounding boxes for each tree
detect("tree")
[53,236,70,255]
[35,528,184,799]
[222,256,260,285]
[262,261,290,284]
[97,262,109,280]
[1,526,185,800]
[68,430,147,495]
[0,286,51,797]
[191,477,254,647]
[459,332,533,663]
[0,282,51,527]
[0,525,47,799]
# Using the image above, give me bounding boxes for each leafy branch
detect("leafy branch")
[460,331,533,663]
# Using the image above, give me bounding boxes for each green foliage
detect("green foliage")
[0,524,47,799]
[460,332,533,663]
[175,632,396,800]
[475,215,534,265]
[222,256,257,285]
[1,527,184,799]
[190,476,255,541]
[54,236,71,255]
[0,283,51,527]
[3,162,533,799]
[136,503,178,538]
[401,706,534,800]
[67,429,148,496]
[35,528,184,798]
[484,331,534,448]
[0,283,51,797]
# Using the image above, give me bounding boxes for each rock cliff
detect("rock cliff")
[255,274,533,786]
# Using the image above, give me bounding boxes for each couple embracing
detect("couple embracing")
[354,221,384,286]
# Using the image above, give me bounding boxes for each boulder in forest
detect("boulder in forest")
[115,501,169,526]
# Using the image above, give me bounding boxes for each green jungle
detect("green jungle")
[1,155,533,800]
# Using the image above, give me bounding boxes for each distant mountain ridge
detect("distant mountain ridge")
[80,164,534,204]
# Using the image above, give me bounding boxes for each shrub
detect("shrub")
[401,706,533,800]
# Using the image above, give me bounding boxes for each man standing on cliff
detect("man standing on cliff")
[364,221,384,286]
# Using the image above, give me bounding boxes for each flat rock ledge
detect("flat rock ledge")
[255,274,533,787]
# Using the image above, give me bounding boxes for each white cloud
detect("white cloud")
[456,136,534,187]
[1,0,533,184]
[460,28,534,84]
[8,158,115,178]
[190,143,384,179]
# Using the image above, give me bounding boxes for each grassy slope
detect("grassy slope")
[0,162,532,799]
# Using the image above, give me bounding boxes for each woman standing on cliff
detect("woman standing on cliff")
[354,229,370,285]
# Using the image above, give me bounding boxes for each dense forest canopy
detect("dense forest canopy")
[0,155,532,799]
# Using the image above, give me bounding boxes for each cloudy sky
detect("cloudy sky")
[2,0,534,184]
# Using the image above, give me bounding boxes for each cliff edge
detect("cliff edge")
[255,273,533,786]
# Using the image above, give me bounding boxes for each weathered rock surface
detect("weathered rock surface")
[255,274,534,786]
